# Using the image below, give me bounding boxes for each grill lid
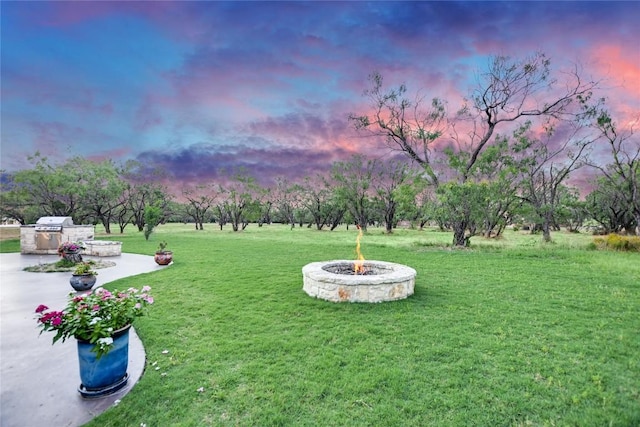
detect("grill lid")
[35,216,74,232]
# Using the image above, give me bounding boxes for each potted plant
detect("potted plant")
[69,262,98,292]
[58,241,85,263]
[154,241,173,265]
[34,286,154,397]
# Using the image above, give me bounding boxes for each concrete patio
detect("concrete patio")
[0,252,165,427]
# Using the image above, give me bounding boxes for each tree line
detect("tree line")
[1,52,637,245]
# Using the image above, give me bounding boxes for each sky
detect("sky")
[1,1,639,190]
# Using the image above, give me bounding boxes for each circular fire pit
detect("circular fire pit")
[302,260,416,303]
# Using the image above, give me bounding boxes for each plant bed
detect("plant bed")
[23,259,115,273]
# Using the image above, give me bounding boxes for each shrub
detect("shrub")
[593,234,640,252]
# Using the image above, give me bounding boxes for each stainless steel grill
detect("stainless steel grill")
[34,217,74,249]
[34,216,74,232]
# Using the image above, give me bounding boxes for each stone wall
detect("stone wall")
[20,225,95,255]
[302,260,416,303]
[83,240,122,257]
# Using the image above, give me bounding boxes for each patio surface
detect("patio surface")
[0,252,165,427]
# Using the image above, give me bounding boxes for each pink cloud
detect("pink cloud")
[590,43,640,106]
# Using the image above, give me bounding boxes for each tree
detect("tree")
[371,159,416,233]
[585,177,636,234]
[7,154,129,228]
[12,153,80,218]
[351,52,599,246]
[271,177,302,229]
[217,172,259,231]
[331,155,376,231]
[254,186,273,227]
[143,204,162,240]
[516,120,595,242]
[299,174,345,231]
[556,186,587,233]
[120,162,172,232]
[182,184,217,230]
[588,111,640,235]
[66,157,127,233]
[0,172,38,225]
[436,182,489,246]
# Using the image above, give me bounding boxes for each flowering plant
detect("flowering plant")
[35,286,154,357]
[58,241,85,256]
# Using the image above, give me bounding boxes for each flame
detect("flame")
[354,225,366,275]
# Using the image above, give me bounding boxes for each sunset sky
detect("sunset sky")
[1,1,639,188]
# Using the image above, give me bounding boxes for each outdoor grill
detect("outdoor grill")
[34,216,75,232]
[33,216,75,250]
[21,216,95,255]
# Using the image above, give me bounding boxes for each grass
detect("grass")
[3,224,639,426]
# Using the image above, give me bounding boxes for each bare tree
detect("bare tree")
[351,52,600,246]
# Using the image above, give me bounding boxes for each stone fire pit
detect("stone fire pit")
[302,260,416,303]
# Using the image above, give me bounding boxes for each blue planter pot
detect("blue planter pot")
[69,274,96,292]
[77,325,130,398]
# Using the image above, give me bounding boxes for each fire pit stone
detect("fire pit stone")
[302,260,416,303]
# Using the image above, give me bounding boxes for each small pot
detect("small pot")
[70,274,97,291]
[154,251,173,266]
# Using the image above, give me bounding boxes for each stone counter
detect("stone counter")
[20,225,94,255]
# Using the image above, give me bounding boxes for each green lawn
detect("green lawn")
[5,224,640,426]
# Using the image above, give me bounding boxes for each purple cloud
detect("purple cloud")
[1,0,638,196]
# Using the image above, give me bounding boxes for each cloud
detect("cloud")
[135,143,353,187]
[2,0,638,199]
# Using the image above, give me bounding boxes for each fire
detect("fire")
[354,225,366,275]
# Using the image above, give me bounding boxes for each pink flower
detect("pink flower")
[40,311,63,325]
[92,305,100,311]
[35,304,49,313]
[142,286,151,292]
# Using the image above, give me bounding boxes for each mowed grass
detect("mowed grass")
[5,224,640,426]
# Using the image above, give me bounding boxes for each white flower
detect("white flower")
[197,387,204,392]
[162,349,169,354]
[97,337,113,346]
[89,317,102,325]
